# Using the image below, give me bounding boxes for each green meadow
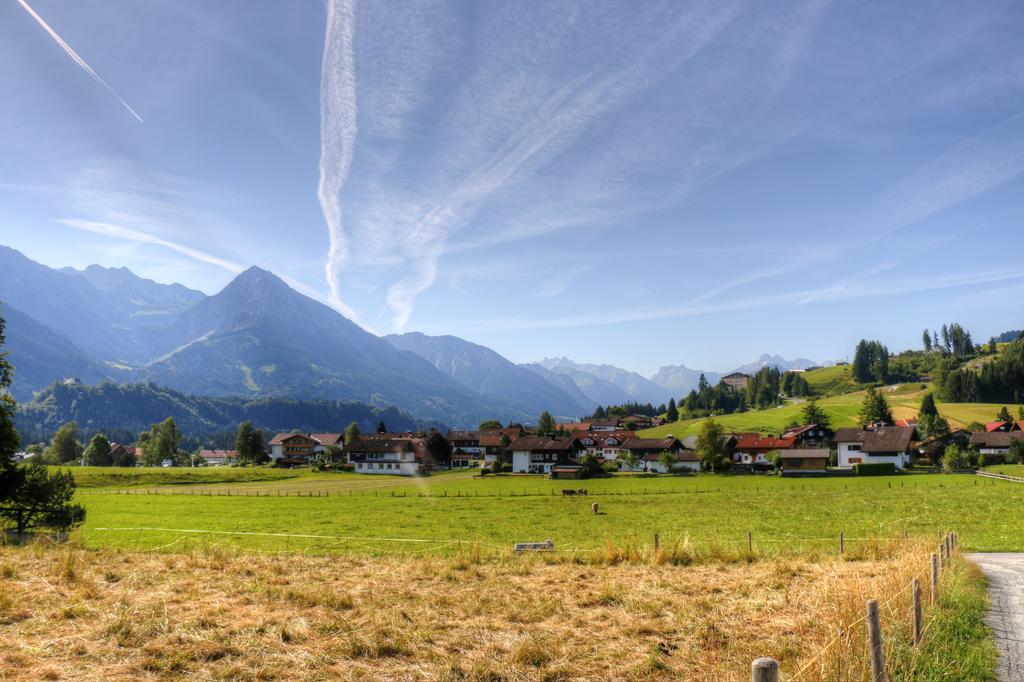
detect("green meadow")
[68,469,1024,557]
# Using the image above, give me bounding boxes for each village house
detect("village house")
[588,419,622,433]
[777,448,829,475]
[834,425,916,469]
[732,435,796,466]
[781,423,833,448]
[507,437,584,474]
[268,433,344,465]
[722,372,750,390]
[574,430,635,461]
[197,449,238,466]
[342,436,431,476]
[109,442,138,465]
[619,436,700,473]
[969,430,1024,456]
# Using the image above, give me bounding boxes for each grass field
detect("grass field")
[639,387,1023,438]
[63,470,1024,558]
[0,540,987,680]
[67,466,306,488]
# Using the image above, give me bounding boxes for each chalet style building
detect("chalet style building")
[342,436,431,476]
[781,423,833,448]
[574,431,635,460]
[834,425,915,469]
[197,449,238,466]
[507,437,585,474]
[969,430,1024,456]
[268,433,344,465]
[722,372,751,390]
[447,428,522,468]
[732,434,796,465]
[619,436,700,473]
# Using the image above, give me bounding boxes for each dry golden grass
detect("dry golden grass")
[0,540,946,680]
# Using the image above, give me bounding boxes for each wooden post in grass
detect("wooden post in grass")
[939,543,946,569]
[866,599,884,682]
[751,657,779,682]
[931,553,939,604]
[840,530,844,554]
[912,578,922,644]
[654,534,660,552]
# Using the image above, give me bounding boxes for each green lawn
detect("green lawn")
[641,389,1023,438]
[64,466,306,489]
[67,470,1024,558]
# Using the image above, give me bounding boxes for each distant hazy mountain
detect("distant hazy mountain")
[535,357,672,406]
[520,363,597,412]
[730,354,819,375]
[0,305,121,401]
[385,332,589,419]
[649,365,723,397]
[16,382,421,442]
[132,267,513,425]
[64,264,204,315]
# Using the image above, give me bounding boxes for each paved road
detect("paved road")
[970,553,1024,682]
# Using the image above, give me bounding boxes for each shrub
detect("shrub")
[852,462,897,476]
[943,444,971,472]
[602,462,620,474]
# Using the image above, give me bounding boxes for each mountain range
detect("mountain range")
[0,245,820,429]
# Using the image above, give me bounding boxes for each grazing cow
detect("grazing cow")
[562,489,577,496]
[591,502,599,514]
[578,488,588,496]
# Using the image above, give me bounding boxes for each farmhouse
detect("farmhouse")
[722,372,750,390]
[268,433,344,465]
[834,425,915,469]
[781,423,833,448]
[197,449,238,466]
[343,436,431,476]
[588,419,622,432]
[574,430,635,460]
[619,436,700,473]
[507,437,584,474]
[732,435,796,465]
[969,430,1024,456]
[109,442,138,465]
[777,448,829,475]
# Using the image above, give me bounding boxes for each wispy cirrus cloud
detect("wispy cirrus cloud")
[317,0,360,320]
[16,0,143,124]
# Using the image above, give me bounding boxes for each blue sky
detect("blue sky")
[1,0,1023,376]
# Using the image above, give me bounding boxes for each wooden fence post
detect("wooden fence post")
[930,552,939,604]
[939,543,946,569]
[654,534,660,552]
[912,578,922,644]
[866,599,884,682]
[840,530,845,554]
[751,657,779,682]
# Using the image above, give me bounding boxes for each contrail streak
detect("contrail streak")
[317,0,359,319]
[16,0,144,123]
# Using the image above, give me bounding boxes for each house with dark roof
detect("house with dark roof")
[507,437,584,474]
[722,372,750,390]
[619,436,699,473]
[268,433,344,465]
[343,436,431,476]
[834,425,915,469]
[970,430,1024,456]
[781,423,833,448]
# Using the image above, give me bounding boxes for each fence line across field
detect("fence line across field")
[75,477,1002,499]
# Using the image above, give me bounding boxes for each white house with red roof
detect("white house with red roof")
[268,433,344,464]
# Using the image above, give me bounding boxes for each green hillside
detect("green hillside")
[641,385,1022,438]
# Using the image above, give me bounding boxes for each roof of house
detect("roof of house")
[985,421,1009,432]
[723,372,750,379]
[834,426,915,453]
[640,450,700,462]
[505,437,582,454]
[268,432,343,446]
[970,431,1024,448]
[621,437,683,452]
[781,424,820,438]
[342,437,426,455]
[447,430,481,442]
[573,430,635,447]
[733,435,797,451]
[894,419,918,428]
[777,448,829,460]
[198,449,238,459]
[588,419,622,428]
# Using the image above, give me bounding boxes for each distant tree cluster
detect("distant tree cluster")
[234,421,268,465]
[780,371,810,398]
[586,402,664,420]
[680,374,745,417]
[940,337,1024,404]
[852,340,890,383]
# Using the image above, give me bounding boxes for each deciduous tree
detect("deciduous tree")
[47,422,83,464]
[695,418,728,471]
[83,433,113,466]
